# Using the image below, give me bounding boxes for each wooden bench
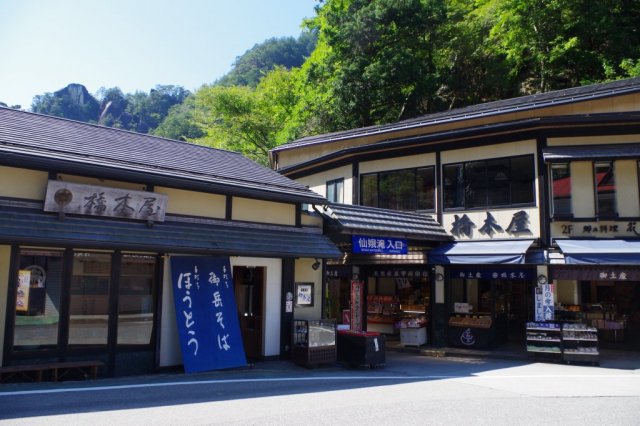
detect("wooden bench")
[0,360,103,383]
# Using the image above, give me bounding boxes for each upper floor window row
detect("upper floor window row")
[361,166,435,211]
[550,161,617,218]
[443,155,536,210]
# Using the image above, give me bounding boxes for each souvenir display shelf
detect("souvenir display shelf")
[292,319,336,368]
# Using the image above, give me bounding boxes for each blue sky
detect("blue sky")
[0,0,318,109]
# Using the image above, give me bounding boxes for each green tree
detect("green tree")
[303,0,447,129]
[153,96,205,141]
[216,32,317,88]
[125,85,191,133]
[191,67,300,165]
[31,83,100,122]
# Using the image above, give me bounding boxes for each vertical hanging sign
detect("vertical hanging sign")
[534,283,555,322]
[170,256,246,373]
[350,280,364,332]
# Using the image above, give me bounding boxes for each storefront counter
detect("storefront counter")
[447,315,492,349]
[337,330,385,368]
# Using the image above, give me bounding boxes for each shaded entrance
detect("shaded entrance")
[233,266,265,360]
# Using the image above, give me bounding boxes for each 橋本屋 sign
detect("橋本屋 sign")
[170,256,246,373]
[44,180,167,222]
[352,235,408,255]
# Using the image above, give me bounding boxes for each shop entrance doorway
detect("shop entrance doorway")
[502,279,531,342]
[233,266,265,360]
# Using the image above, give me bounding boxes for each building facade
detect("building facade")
[0,107,340,377]
[271,77,640,352]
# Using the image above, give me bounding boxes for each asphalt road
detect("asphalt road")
[1,352,639,425]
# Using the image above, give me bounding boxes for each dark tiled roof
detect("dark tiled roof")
[320,203,452,241]
[0,107,326,204]
[543,143,640,162]
[0,204,341,258]
[273,77,640,152]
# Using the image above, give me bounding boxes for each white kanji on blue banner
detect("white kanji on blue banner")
[171,256,246,373]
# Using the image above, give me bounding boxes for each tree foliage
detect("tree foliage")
[31,83,190,134]
[215,32,317,88]
[28,1,640,166]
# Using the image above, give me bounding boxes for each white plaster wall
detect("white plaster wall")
[441,140,536,164]
[547,135,640,146]
[159,256,181,367]
[230,257,282,357]
[296,165,354,204]
[571,161,595,218]
[616,160,640,217]
[293,258,323,320]
[359,153,436,174]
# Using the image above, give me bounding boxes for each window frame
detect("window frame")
[326,178,344,204]
[442,154,536,211]
[593,160,617,218]
[549,162,572,219]
[359,165,436,212]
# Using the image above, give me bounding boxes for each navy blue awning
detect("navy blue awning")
[427,240,534,264]
[555,239,640,264]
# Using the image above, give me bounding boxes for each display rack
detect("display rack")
[292,319,336,368]
[366,295,398,334]
[525,322,563,360]
[396,304,427,346]
[562,323,599,365]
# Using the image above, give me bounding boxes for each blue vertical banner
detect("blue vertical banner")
[170,256,246,373]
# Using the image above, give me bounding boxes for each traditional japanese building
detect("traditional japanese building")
[0,107,340,377]
[271,77,640,353]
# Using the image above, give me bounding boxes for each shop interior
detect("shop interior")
[556,280,640,350]
[449,277,530,348]
[325,267,431,345]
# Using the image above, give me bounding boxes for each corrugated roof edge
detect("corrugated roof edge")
[272,76,640,152]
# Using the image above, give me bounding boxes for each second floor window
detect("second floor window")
[594,161,616,217]
[326,178,344,203]
[443,155,535,210]
[550,163,571,217]
[360,166,435,211]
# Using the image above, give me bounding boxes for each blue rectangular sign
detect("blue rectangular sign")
[171,256,246,373]
[352,235,408,255]
[450,268,534,280]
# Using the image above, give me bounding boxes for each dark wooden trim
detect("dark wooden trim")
[2,244,19,365]
[352,162,359,205]
[57,248,73,360]
[279,258,295,359]
[107,251,121,377]
[436,151,443,225]
[153,254,164,372]
[226,195,233,220]
[537,136,550,247]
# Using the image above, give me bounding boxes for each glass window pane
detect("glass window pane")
[595,161,616,216]
[326,179,344,204]
[444,164,464,209]
[335,179,344,203]
[14,249,63,350]
[118,254,156,345]
[361,174,378,207]
[69,251,111,346]
[465,161,487,208]
[551,163,571,215]
[487,158,510,205]
[416,167,435,210]
[511,156,535,204]
[379,170,415,210]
